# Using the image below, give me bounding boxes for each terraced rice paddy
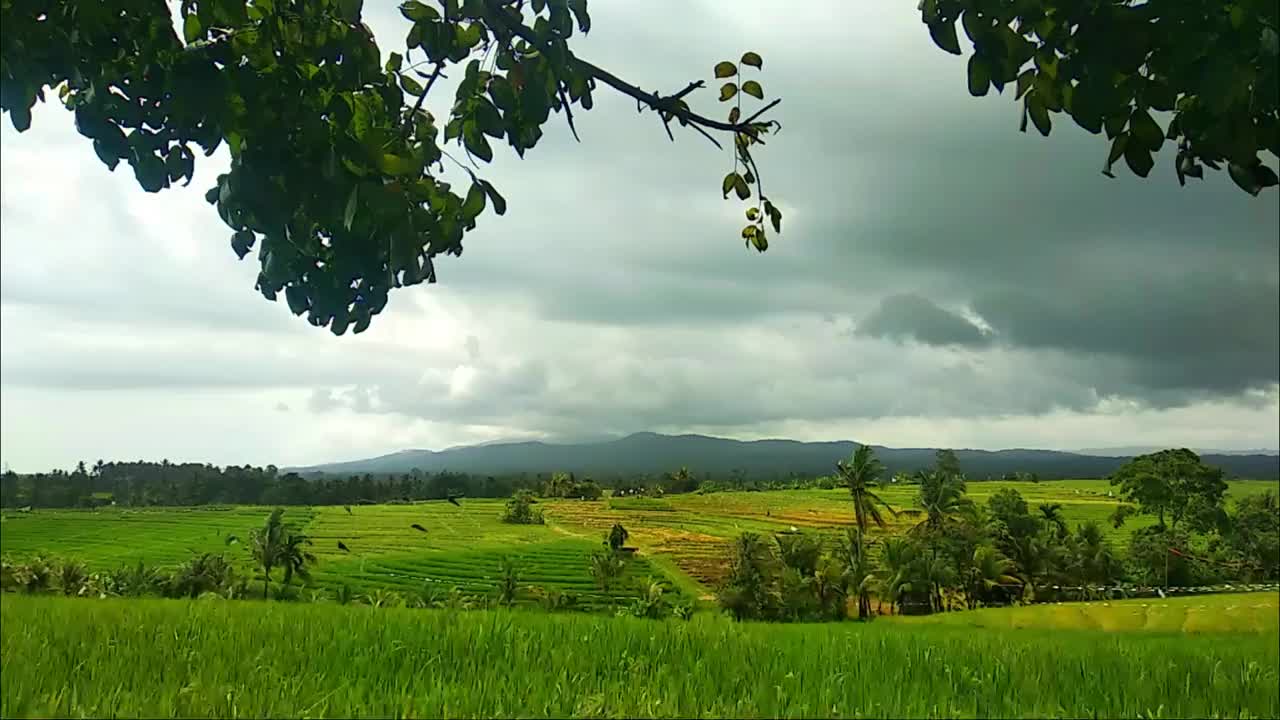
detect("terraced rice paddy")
[546,479,1277,590]
[3,479,1275,603]
[0,502,675,609]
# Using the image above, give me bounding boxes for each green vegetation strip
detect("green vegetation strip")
[3,596,1277,719]
[889,592,1280,634]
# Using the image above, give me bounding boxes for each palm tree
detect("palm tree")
[1071,521,1120,585]
[835,445,896,618]
[874,536,918,614]
[916,551,956,613]
[249,508,315,599]
[913,470,973,533]
[834,528,879,619]
[966,545,1022,608]
[1039,503,1067,538]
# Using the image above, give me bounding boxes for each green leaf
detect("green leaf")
[722,172,738,198]
[183,13,203,44]
[463,125,493,163]
[1123,142,1154,178]
[399,1,438,21]
[285,285,309,316]
[489,76,517,112]
[474,100,505,139]
[132,152,168,193]
[719,83,738,102]
[733,174,750,200]
[728,106,741,124]
[1128,109,1164,152]
[568,0,591,33]
[741,81,763,100]
[479,179,506,215]
[231,230,255,260]
[462,182,487,219]
[386,52,403,74]
[765,202,782,233]
[344,186,359,230]
[93,139,120,170]
[400,74,424,96]
[714,62,737,79]
[1015,70,1034,100]
[1026,92,1051,137]
[377,153,420,176]
[927,20,961,55]
[1228,161,1263,195]
[740,52,763,69]
[1103,132,1128,177]
[967,55,990,97]
[457,23,483,49]
[746,207,760,220]
[338,0,363,21]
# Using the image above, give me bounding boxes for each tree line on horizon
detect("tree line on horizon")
[0,455,953,509]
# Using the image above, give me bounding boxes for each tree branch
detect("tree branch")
[482,3,780,136]
[401,62,445,139]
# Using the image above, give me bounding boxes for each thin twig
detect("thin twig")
[741,98,782,126]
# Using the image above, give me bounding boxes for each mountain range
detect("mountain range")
[290,432,1280,480]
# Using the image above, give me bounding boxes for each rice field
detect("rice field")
[0,502,677,609]
[545,479,1278,590]
[889,592,1280,634]
[2,595,1277,719]
[2,479,1275,602]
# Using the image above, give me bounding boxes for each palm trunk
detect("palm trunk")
[263,567,271,599]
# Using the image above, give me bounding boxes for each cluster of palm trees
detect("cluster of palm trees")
[718,445,1140,620]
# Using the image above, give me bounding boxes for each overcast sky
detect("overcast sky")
[2,2,1277,471]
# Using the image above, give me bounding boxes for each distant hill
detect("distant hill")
[289,432,1280,480]
[1075,446,1279,458]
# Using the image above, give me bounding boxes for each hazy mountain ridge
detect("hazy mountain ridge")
[290,432,1280,480]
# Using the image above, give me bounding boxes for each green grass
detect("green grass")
[2,595,1276,719]
[889,592,1280,634]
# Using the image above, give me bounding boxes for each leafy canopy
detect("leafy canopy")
[1108,448,1228,532]
[920,0,1279,194]
[0,0,783,334]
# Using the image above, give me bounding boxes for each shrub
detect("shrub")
[54,559,88,596]
[167,553,237,599]
[628,577,669,619]
[501,490,544,525]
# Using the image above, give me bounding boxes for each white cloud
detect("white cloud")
[1,1,1276,472]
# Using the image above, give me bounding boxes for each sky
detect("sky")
[1,2,1278,472]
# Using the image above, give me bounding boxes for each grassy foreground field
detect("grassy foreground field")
[3,595,1278,719]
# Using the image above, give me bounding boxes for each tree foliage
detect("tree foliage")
[0,0,783,334]
[248,507,315,598]
[920,0,1279,194]
[1109,448,1228,531]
